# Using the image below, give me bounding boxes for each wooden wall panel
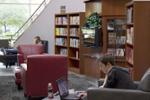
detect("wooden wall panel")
[102,0,131,16]
[133,2,150,80]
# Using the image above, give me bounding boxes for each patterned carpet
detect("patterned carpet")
[0,63,97,100]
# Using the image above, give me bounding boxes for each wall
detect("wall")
[15,0,85,54]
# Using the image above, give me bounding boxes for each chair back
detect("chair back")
[17,44,44,64]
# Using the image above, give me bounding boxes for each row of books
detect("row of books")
[70,38,79,48]
[116,36,126,45]
[55,16,80,25]
[126,47,133,65]
[60,48,67,55]
[70,28,79,37]
[108,32,126,45]
[55,28,68,36]
[127,7,133,24]
[55,17,68,25]
[108,32,116,45]
[126,27,134,45]
[70,16,80,25]
[75,51,79,59]
[55,38,67,46]
[107,48,125,57]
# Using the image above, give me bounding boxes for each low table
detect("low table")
[42,95,60,100]
[42,90,87,100]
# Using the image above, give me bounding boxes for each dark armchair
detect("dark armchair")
[0,48,18,68]
[87,68,150,100]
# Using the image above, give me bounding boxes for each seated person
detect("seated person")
[99,55,137,89]
[33,36,48,53]
[33,36,42,45]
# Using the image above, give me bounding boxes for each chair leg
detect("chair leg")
[27,95,31,100]
[17,84,22,90]
[5,64,8,68]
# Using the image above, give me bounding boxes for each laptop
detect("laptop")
[56,77,80,100]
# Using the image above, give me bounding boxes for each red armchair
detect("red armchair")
[17,44,44,65]
[15,44,45,88]
[21,55,68,98]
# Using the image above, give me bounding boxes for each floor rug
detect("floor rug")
[0,72,97,100]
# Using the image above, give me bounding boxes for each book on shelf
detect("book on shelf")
[55,17,68,25]
[55,38,67,46]
[76,51,79,59]
[127,27,134,45]
[116,49,125,57]
[55,28,68,36]
[70,16,80,25]
[116,36,126,45]
[108,32,116,45]
[126,47,133,65]
[60,48,67,55]
[127,7,133,24]
[70,28,79,37]
[107,48,125,57]
[70,38,79,48]
[107,49,116,56]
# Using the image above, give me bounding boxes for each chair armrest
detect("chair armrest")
[87,88,150,100]
[21,63,27,71]
[97,79,104,87]
[17,54,24,65]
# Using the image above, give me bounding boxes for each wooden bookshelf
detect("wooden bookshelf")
[54,12,85,73]
[106,18,126,66]
[80,0,130,78]
[125,1,150,80]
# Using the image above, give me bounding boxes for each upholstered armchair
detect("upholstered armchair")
[87,68,150,100]
[17,44,45,65]
[21,55,68,98]
[15,44,45,88]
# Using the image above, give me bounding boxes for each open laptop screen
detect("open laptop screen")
[56,77,69,97]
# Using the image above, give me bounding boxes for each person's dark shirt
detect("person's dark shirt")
[104,66,137,89]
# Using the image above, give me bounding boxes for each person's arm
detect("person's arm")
[99,75,108,88]
[103,69,116,88]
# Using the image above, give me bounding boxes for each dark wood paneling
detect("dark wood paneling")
[80,0,131,78]
[85,1,102,17]
[102,0,131,16]
[133,2,150,80]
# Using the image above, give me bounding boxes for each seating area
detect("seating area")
[87,68,150,100]
[11,44,150,100]
[0,0,150,100]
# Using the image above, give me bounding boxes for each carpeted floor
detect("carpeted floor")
[0,64,97,100]
[0,76,26,100]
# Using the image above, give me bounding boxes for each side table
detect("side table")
[42,95,61,100]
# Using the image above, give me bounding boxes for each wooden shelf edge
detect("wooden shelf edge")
[55,24,68,26]
[55,35,67,37]
[126,1,134,7]
[69,57,79,61]
[69,36,79,38]
[126,43,133,48]
[126,61,133,67]
[55,14,68,16]
[126,23,134,26]
[69,47,79,49]
[55,45,67,48]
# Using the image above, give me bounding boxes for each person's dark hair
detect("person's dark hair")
[100,55,115,66]
[34,36,41,44]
